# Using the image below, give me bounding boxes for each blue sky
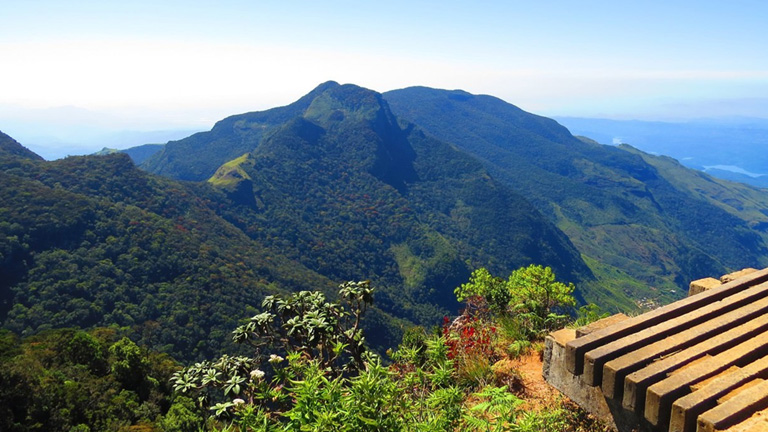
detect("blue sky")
[1,0,767,155]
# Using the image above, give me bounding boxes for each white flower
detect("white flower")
[250,369,265,380]
[269,354,284,364]
[233,398,245,405]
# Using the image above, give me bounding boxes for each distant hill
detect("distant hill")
[93,143,164,165]
[141,82,340,181]
[0,130,43,161]
[554,116,768,188]
[122,143,164,164]
[384,87,768,305]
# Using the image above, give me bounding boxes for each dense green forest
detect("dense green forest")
[0,327,184,431]
[0,271,609,431]
[0,82,592,364]
[0,132,344,360]
[202,84,592,314]
[4,80,768,430]
[383,86,768,304]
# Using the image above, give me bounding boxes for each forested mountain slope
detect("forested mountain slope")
[0,133,347,360]
[619,144,768,243]
[141,81,340,181]
[0,82,600,360]
[384,87,768,304]
[202,82,599,314]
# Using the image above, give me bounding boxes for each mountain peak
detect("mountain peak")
[312,80,341,91]
[303,83,392,128]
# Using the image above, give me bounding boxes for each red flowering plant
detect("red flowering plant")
[442,295,500,387]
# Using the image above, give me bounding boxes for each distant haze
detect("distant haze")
[1,1,767,157]
[556,116,768,187]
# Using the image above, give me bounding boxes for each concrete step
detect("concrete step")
[565,268,768,377]
[582,281,768,386]
[600,294,768,400]
[643,329,768,429]
[726,408,768,432]
[622,309,768,413]
[668,355,768,432]
[718,379,766,404]
[696,378,768,432]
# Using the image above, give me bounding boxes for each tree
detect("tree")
[507,265,576,335]
[454,267,511,315]
[109,337,151,392]
[454,265,577,336]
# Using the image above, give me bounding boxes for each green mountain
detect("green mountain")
[9,81,765,361]
[0,83,594,359]
[141,81,340,181]
[92,144,164,165]
[0,134,346,361]
[0,131,43,161]
[618,145,768,238]
[201,83,592,312]
[383,87,768,305]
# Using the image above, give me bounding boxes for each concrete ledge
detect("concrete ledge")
[669,354,768,432]
[689,277,721,297]
[696,379,768,432]
[721,268,759,284]
[576,313,628,338]
[543,328,621,430]
[545,268,768,432]
[644,328,768,429]
[583,281,768,387]
[601,295,768,401]
[565,268,768,377]
[622,312,768,414]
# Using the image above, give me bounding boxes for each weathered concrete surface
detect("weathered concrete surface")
[689,277,721,296]
[543,329,619,430]
[720,268,759,284]
[723,408,768,432]
[576,313,629,338]
[696,379,768,432]
[583,281,768,387]
[622,312,768,414]
[601,295,768,400]
[644,328,768,429]
[543,319,648,432]
[565,268,768,377]
[544,268,768,432]
[668,354,768,432]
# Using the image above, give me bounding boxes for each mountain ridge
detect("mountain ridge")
[7,81,768,359]
[141,81,342,181]
[384,86,768,303]
[0,82,599,361]
[202,82,594,313]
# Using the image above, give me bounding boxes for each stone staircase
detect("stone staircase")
[544,268,768,432]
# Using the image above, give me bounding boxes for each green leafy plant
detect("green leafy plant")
[231,280,373,375]
[454,265,577,339]
[572,303,611,328]
[462,385,523,432]
[455,268,512,315]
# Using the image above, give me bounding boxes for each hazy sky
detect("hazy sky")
[2,0,768,154]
